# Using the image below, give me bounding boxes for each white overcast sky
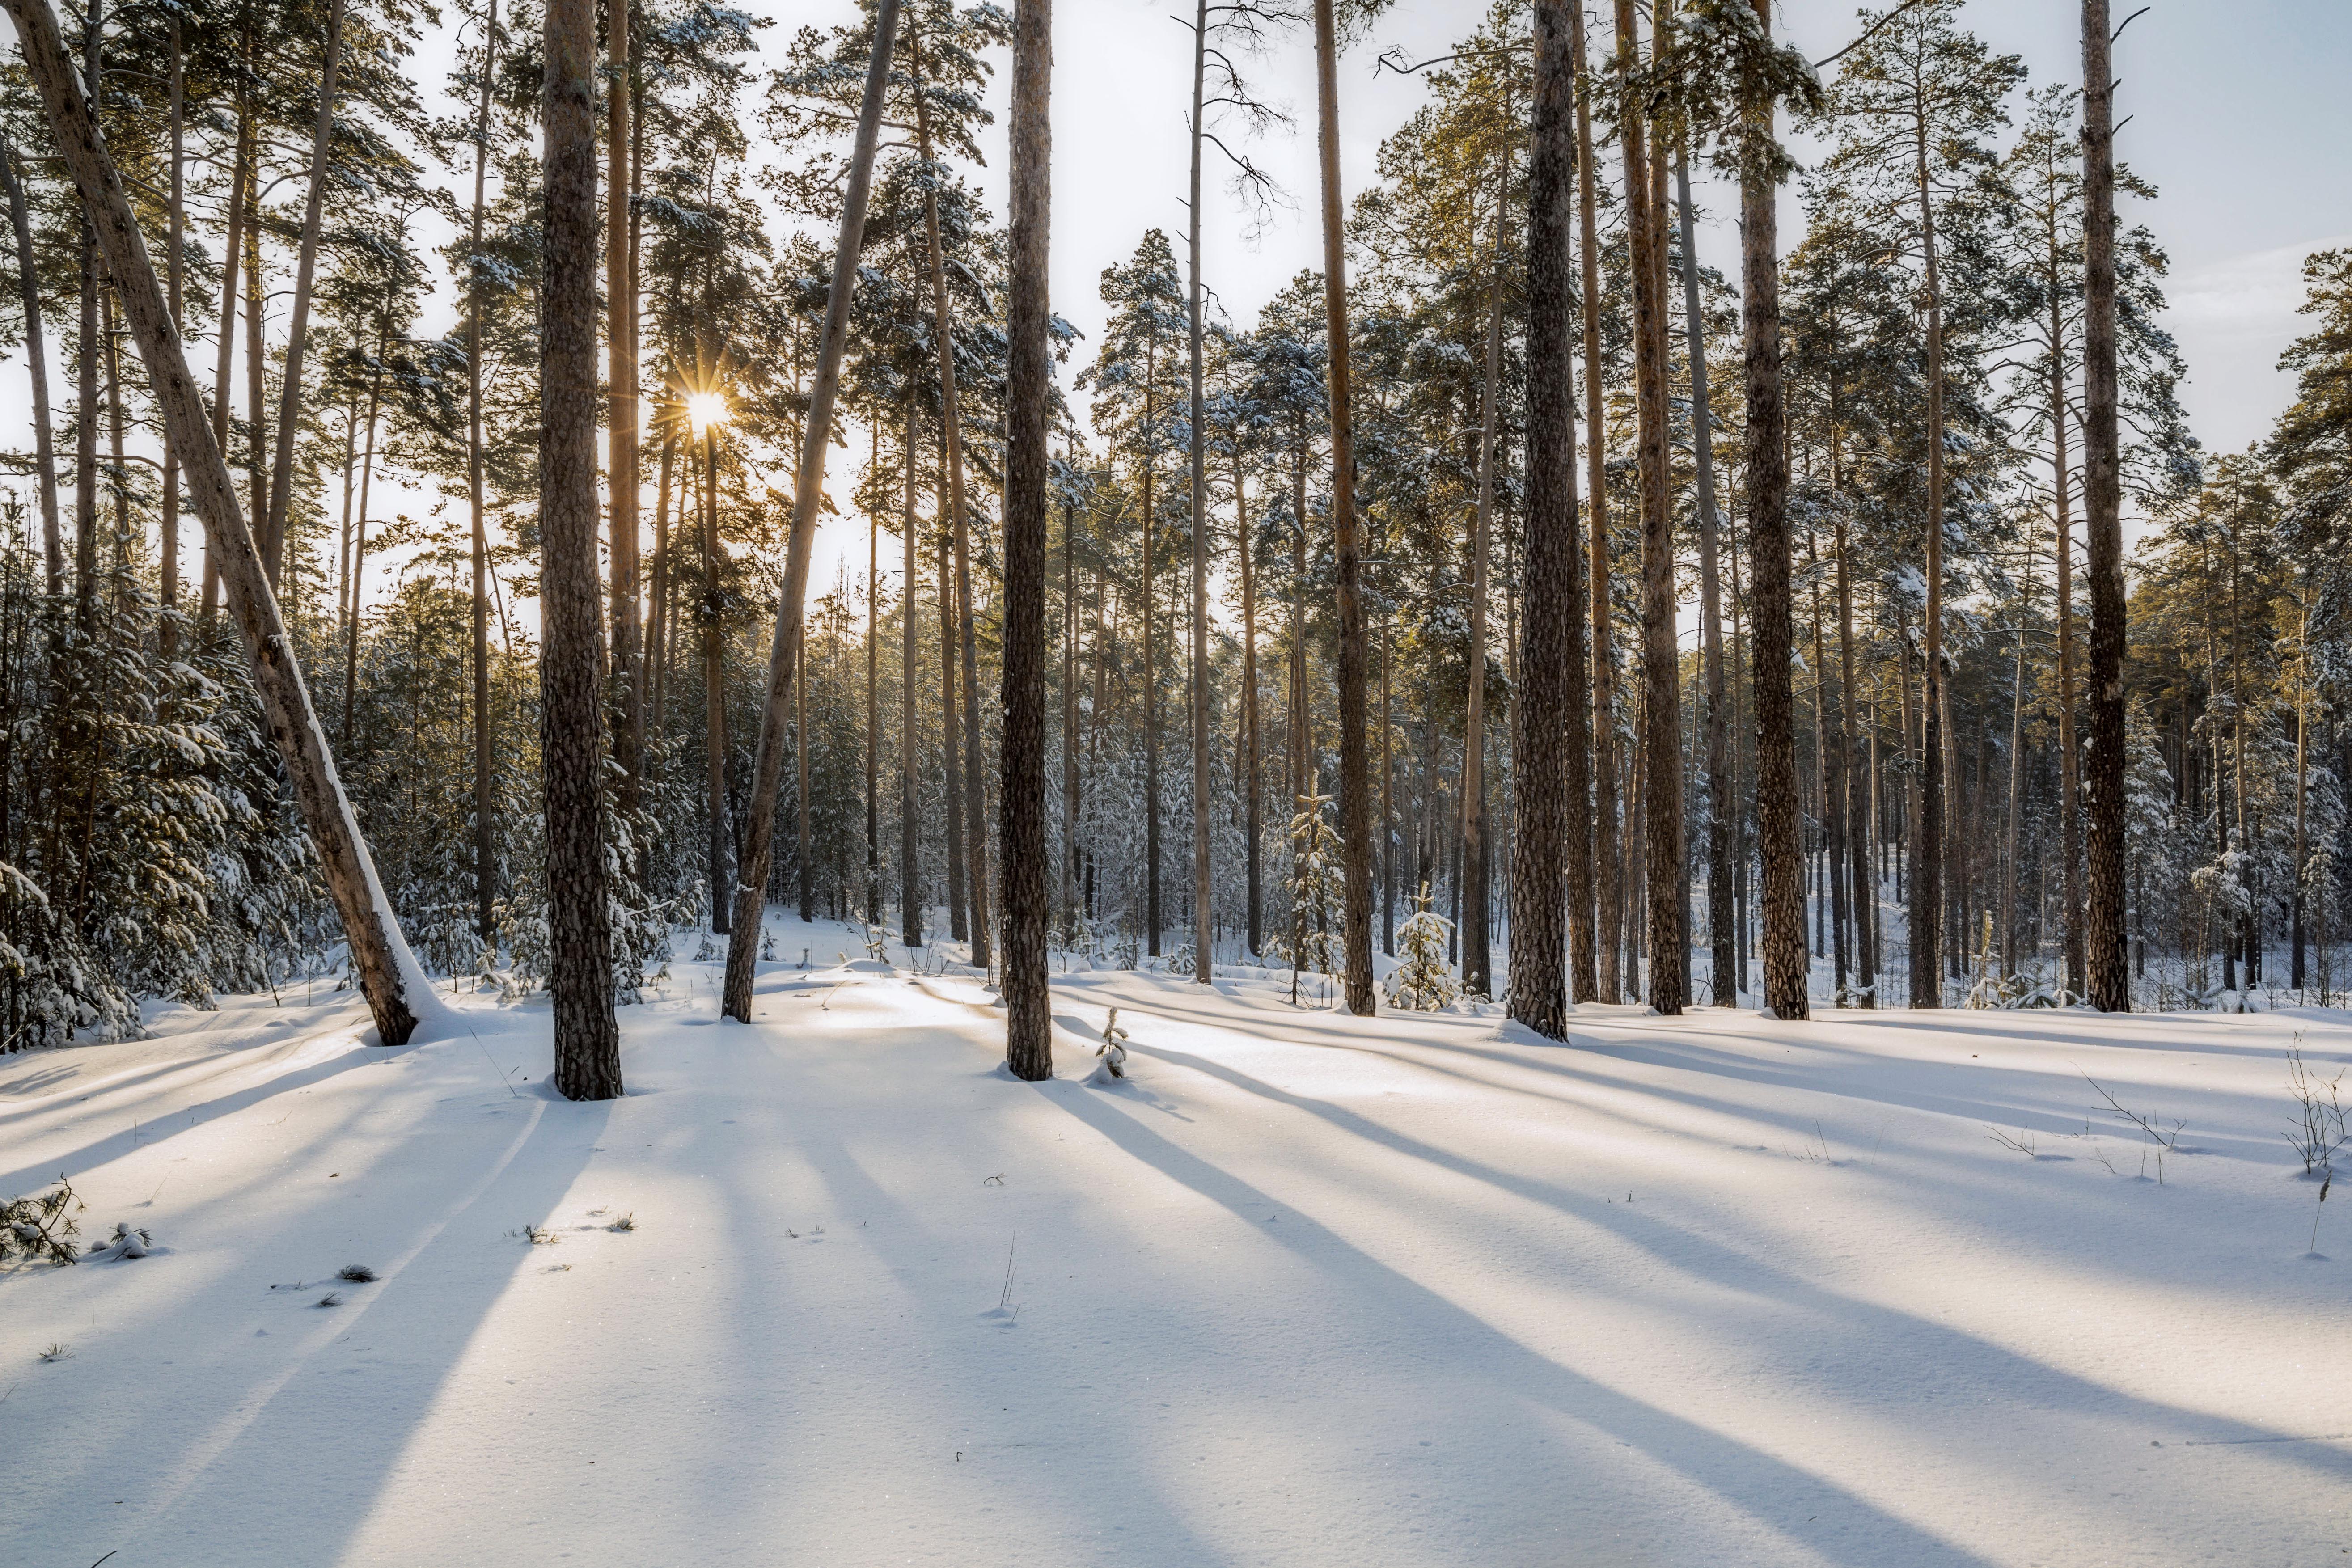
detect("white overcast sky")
[6,0,2349,610]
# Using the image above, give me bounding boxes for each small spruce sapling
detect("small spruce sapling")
[1088,1008,1131,1083]
[1388,884,1460,1012]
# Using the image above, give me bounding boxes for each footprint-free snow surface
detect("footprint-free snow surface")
[4,915,2349,1565]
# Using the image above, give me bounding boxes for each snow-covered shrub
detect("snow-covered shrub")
[89,1221,152,1260]
[2,1180,83,1266]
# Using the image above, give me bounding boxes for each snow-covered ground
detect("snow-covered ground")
[4,914,2349,1566]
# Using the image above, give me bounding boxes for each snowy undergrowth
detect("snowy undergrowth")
[3,911,2349,1566]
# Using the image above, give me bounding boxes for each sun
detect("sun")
[684,389,730,435]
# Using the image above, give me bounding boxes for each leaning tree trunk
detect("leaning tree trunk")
[1742,0,1806,1021]
[720,0,900,1021]
[1,0,431,1044]
[1508,0,1582,1041]
[0,145,62,594]
[2081,0,2129,1013]
[1311,0,1374,1015]
[1616,0,1682,1014]
[540,0,621,1098]
[1000,0,1054,1078]
[259,0,347,585]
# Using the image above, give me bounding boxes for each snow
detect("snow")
[4,914,2350,1565]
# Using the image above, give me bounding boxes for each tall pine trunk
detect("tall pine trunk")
[719,0,899,1018]
[1311,0,1374,1014]
[1509,0,1582,1039]
[1572,0,1612,1002]
[1616,0,1682,1014]
[1185,0,1214,982]
[1906,110,1950,1008]
[540,0,621,1096]
[1742,0,1805,1021]
[466,0,499,943]
[1461,158,1508,1001]
[902,439,923,948]
[701,424,731,935]
[1239,454,1261,957]
[1675,139,1732,1004]
[2081,0,2129,1012]
[941,519,964,943]
[1000,0,1054,1077]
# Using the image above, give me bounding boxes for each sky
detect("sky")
[4,0,2350,613]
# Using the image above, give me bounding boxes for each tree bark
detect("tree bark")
[260,0,348,586]
[720,0,900,1019]
[539,0,622,1096]
[2081,0,2129,1012]
[1740,0,1805,1021]
[1000,0,1054,1076]
[2,0,429,1043]
[1311,0,1374,1014]
[1509,0,1582,1040]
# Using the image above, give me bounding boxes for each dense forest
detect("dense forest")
[0,0,2339,1085]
